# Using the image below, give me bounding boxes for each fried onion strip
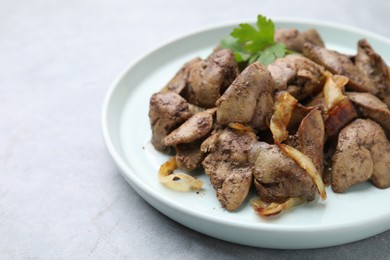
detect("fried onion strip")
[158,157,203,192]
[278,144,327,200]
[250,197,305,217]
[269,91,327,200]
[322,71,357,136]
[270,92,298,143]
[228,123,256,133]
[323,71,349,112]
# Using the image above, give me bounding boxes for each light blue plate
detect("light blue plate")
[102,18,390,249]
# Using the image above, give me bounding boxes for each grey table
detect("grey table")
[1,0,389,258]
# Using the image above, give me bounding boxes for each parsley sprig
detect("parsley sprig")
[220,15,286,66]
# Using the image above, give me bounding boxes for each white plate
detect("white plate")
[102,19,390,249]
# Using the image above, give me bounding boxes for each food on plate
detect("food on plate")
[216,62,274,130]
[220,15,286,65]
[162,48,239,108]
[149,92,192,152]
[346,92,390,132]
[331,119,390,192]
[202,127,257,211]
[163,108,216,171]
[267,92,327,202]
[267,54,325,101]
[269,91,298,143]
[249,141,317,204]
[303,42,368,93]
[158,156,203,192]
[148,15,390,217]
[355,39,390,107]
[296,109,325,176]
[163,108,215,147]
[321,71,357,136]
[303,39,390,107]
[274,28,324,52]
[163,57,202,95]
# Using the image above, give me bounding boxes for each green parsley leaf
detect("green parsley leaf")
[248,54,260,65]
[220,35,250,62]
[257,42,287,65]
[231,15,275,53]
[220,15,287,66]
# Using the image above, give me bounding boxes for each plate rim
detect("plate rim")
[101,18,390,245]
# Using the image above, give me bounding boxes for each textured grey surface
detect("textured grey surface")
[1,0,390,258]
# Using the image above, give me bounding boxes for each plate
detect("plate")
[102,19,390,249]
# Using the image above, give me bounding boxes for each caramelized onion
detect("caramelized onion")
[250,197,305,217]
[322,71,357,136]
[270,92,298,143]
[158,157,203,192]
[323,71,349,112]
[228,123,256,133]
[269,91,327,200]
[279,144,327,200]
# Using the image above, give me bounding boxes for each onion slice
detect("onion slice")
[270,92,298,143]
[158,157,203,192]
[228,123,255,133]
[322,71,357,136]
[268,91,327,200]
[323,71,349,112]
[250,197,305,217]
[278,144,327,200]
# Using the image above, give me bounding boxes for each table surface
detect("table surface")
[1,0,390,258]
